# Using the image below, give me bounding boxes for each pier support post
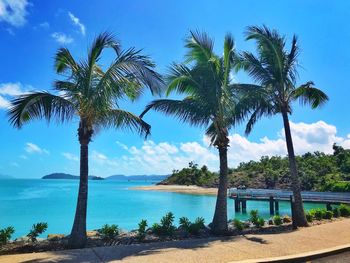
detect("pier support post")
[269,196,275,215]
[234,199,241,212]
[242,200,247,213]
[275,201,279,214]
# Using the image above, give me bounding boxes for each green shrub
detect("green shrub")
[323,210,333,220]
[151,223,162,236]
[257,217,265,228]
[249,210,259,225]
[282,215,292,223]
[188,217,205,235]
[314,209,326,220]
[179,217,191,232]
[305,212,313,222]
[233,219,244,231]
[339,204,350,217]
[152,212,176,236]
[179,217,205,235]
[27,222,48,242]
[0,226,15,245]
[273,215,283,226]
[137,219,148,240]
[333,207,340,218]
[99,224,119,240]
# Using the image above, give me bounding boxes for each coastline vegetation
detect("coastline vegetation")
[160,144,350,192]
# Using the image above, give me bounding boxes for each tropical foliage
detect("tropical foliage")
[8,32,163,248]
[237,25,329,226]
[141,31,251,234]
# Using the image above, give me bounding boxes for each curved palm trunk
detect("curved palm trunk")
[281,111,308,227]
[211,145,228,235]
[68,123,92,248]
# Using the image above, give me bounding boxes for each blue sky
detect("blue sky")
[0,0,350,178]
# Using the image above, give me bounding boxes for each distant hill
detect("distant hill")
[42,173,104,180]
[106,174,169,181]
[0,174,14,180]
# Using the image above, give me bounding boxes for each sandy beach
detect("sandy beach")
[130,185,218,195]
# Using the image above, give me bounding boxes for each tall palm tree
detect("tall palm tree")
[238,25,329,227]
[141,31,245,234]
[8,32,163,248]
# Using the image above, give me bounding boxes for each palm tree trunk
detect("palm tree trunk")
[281,111,308,227]
[68,123,92,248]
[211,145,228,234]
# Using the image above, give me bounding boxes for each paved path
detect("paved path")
[1,219,350,263]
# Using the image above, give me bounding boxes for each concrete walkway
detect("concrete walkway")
[1,219,350,263]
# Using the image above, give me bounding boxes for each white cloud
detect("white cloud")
[62,152,78,162]
[19,155,27,159]
[51,32,74,44]
[25,142,49,155]
[0,95,10,109]
[68,12,85,36]
[38,21,49,29]
[0,82,30,109]
[87,121,350,176]
[0,0,29,27]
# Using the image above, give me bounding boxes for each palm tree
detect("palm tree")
[8,32,163,248]
[141,31,245,234]
[238,25,329,227]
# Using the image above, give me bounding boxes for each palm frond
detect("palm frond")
[8,91,76,128]
[96,109,151,138]
[185,30,214,64]
[291,81,329,108]
[141,98,211,127]
[88,32,120,67]
[54,48,80,75]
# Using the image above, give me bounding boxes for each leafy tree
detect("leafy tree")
[141,31,250,234]
[8,32,163,248]
[238,25,329,227]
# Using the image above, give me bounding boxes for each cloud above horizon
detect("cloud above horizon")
[25,142,49,155]
[68,12,85,35]
[0,82,30,109]
[0,0,29,27]
[88,121,350,176]
[51,32,74,44]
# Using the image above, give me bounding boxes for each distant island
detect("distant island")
[42,173,104,180]
[42,173,168,181]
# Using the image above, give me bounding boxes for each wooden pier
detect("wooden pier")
[229,188,350,215]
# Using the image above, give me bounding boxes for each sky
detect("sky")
[0,0,350,178]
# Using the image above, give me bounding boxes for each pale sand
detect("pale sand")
[130,184,218,195]
[1,219,350,262]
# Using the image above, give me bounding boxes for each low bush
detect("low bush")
[137,219,148,240]
[323,210,333,220]
[233,219,244,231]
[27,222,48,242]
[152,212,176,236]
[339,204,350,217]
[179,217,205,235]
[99,224,119,240]
[333,207,340,218]
[0,226,15,245]
[249,210,265,227]
[305,212,313,222]
[313,209,326,220]
[179,217,191,232]
[249,210,259,225]
[273,215,283,226]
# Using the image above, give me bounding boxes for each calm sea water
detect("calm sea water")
[0,179,325,238]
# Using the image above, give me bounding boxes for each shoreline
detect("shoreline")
[130,184,218,195]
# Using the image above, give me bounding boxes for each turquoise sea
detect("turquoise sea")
[0,179,325,238]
